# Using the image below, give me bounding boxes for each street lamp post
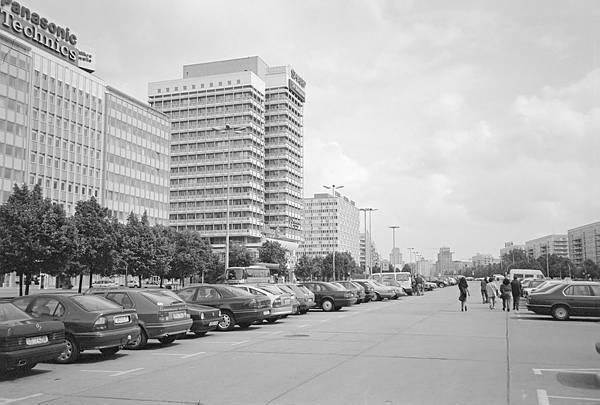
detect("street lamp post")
[213,124,248,270]
[389,226,399,271]
[408,247,414,274]
[323,185,344,281]
[368,208,378,277]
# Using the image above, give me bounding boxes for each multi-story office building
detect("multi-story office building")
[568,221,600,266]
[525,234,569,260]
[359,232,380,273]
[436,247,453,274]
[299,192,360,263]
[390,247,403,270]
[472,253,494,267]
[148,56,305,253]
[0,2,169,286]
[499,241,525,259]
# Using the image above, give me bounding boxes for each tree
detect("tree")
[401,264,412,273]
[258,241,288,272]
[170,230,217,286]
[294,255,313,280]
[71,197,117,292]
[152,225,176,286]
[0,184,73,295]
[581,259,600,280]
[119,212,156,286]
[228,243,254,267]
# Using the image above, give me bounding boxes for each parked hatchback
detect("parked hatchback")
[300,281,356,312]
[12,293,139,363]
[0,302,66,372]
[176,284,271,331]
[233,284,293,323]
[526,281,600,321]
[87,288,192,348]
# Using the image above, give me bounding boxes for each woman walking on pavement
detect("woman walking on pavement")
[500,278,512,312]
[458,276,470,311]
[486,277,498,309]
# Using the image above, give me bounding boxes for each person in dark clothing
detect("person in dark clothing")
[511,276,522,310]
[480,278,488,303]
[499,278,512,311]
[458,276,470,312]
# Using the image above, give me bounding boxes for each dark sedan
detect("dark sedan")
[0,302,66,373]
[334,281,366,304]
[300,281,356,312]
[12,294,139,363]
[176,284,271,331]
[87,288,193,348]
[526,281,600,321]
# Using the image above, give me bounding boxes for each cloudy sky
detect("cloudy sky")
[29,0,600,261]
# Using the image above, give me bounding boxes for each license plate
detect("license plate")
[26,335,48,346]
[209,321,218,326]
[263,310,270,315]
[172,312,185,320]
[113,315,130,324]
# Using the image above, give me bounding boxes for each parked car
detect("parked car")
[522,279,547,298]
[233,284,293,323]
[354,279,396,301]
[0,302,66,373]
[526,281,600,320]
[424,281,437,291]
[376,279,406,298]
[279,284,315,314]
[91,279,119,289]
[350,280,376,302]
[86,288,193,348]
[176,284,271,331]
[335,281,366,303]
[12,293,139,363]
[300,281,356,312]
[527,280,564,296]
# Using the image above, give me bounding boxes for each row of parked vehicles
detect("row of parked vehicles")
[0,277,404,374]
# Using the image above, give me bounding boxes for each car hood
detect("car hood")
[0,318,64,337]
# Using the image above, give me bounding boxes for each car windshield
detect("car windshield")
[326,283,346,291]
[71,295,122,311]
[0,302,31,321]
[149,289,186,303]
[257,284,285,295]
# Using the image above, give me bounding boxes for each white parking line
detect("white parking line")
[0,393,43,404]
[201,341,248,345]
[80,367,143,377]
[537,389,550,405]
[181,351,206,359]
[533,368,600,375]
[547,394,600,402]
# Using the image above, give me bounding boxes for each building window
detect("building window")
[157,89,161,94]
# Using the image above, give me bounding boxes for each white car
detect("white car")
[233,284,293,323]
[522,279,547,297]
[91,279,119,288]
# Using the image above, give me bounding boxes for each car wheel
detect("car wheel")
[237,322,252,329]
[193,331,207,337]
[375,293,382,301]
[334,306,341,311]
[158,336,177,345]
[552,305,570,321]
[56,335,79,364]
[217,310,236,331]
[321,299,334,312]
[127,327,148,350]
[99,346,120,356]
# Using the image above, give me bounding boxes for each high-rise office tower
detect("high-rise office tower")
[148,57,305,253]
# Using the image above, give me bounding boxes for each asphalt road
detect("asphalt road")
[1,282,600,405]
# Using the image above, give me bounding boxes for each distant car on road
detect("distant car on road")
[12,293,139,363]
[0,302,66,373]
[526,281,600,321]
[300,281,356,311]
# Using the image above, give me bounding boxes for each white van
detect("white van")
[508,269,545,280]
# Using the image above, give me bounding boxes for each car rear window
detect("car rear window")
[258,284,285,295]
[71,295,121,311]
[0,302,31,321]
[140,291,185,305]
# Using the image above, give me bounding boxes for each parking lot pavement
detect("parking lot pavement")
[2,283,600,404]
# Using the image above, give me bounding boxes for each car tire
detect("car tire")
[552,305,570,321]
[375,293,382,301]
[99,346,120,356]
[17,363,37,373]
[56,335,79,364]
[321,299,334,312]
[127,327,148,350]
[217,310,236,331]
[158,336,177,345]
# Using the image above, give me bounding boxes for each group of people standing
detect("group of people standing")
[458,275,522,312]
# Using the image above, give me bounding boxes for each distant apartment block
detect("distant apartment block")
[472,253,494,267]
[299,192,360,263]
[500,241,525,259]
[568,221,600,266]
[389,247,403,270]
[525,234,569,260]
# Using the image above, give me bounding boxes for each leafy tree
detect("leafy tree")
[581,259,600,280]
[152,225,176,286]
[294,255,313,280]
[401,264,412,273]
[258,241,288,275]
[170,230,217,286]
[119,212,156,286]
[228,243,255,267]
[0,184,73,295]
[71,197,117,292]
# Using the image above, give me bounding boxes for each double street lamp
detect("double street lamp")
[213,124,248,270]
[359,208,377,277]
[323,185,343,281]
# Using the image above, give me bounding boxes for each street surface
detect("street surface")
[1,282,600,405]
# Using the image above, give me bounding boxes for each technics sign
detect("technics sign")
[290,69,306,88]
[0,0,80,65]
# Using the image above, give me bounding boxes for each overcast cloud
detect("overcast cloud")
[28,0,600,261]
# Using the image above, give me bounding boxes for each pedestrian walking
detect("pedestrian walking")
[458,276,470,311]
[480,278,488,303]
[485,277,498,309]
[511,276,522,310]
[500,278,512,312]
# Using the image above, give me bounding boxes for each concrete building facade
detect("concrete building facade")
[568,221,600,266]
[436,247,453,274]
[500,241,525,259]
[299,192,360,264]
[525,234,569,260]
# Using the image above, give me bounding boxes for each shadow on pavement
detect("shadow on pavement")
[557,371,600,390]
